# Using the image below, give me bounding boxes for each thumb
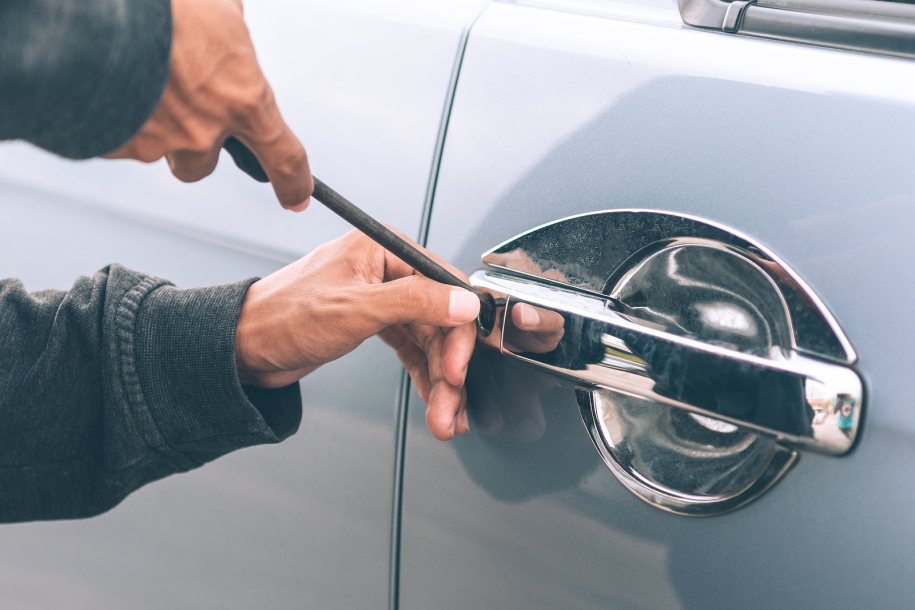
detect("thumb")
[365,276,480,330]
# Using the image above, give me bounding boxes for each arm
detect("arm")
[0,0,313,209]
[0,0,487,523]
[0,266,301,522]
[0,230,484,523]
[0,0,171,159]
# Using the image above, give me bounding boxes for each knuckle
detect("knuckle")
[138,150,162,164]
[416,332,437,355]
[391,281,417,321]
[234,83,273,125]
[124,144,163,164]
[343,230,381,274]
[189,131,221,155]
[354,230,378,252]
[387,278,421,322]
[168,152,217,182]
[272,151,307,184]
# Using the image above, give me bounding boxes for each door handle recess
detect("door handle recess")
[470,211,863,515]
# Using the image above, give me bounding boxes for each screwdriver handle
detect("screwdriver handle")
[222,137,497,335]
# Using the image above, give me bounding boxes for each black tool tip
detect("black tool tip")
[477,293,498,337]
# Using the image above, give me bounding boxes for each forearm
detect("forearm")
[0,0,172,158]
[0,267,301,522]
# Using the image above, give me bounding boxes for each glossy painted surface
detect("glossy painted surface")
[0,0,483,607]
[400,2,915,608]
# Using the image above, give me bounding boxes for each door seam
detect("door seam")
[389,4,489,609]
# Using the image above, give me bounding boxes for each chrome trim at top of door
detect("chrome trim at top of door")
[741,3,915,59]
[679,0,915,60]
[761,0,915,21]
[678,0,734,29]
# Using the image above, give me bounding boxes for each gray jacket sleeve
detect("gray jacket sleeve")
[0,266,302,522]
[0,0,171,158]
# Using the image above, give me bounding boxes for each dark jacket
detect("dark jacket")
[0,0,302,522]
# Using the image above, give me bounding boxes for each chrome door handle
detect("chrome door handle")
[471,268,861,455]
[469,211,863,515]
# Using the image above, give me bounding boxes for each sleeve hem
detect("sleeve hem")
[120,273,302,464]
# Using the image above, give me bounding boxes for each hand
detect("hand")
[106,0,312,211]
[504,302,565,354]
[235,230,480,440]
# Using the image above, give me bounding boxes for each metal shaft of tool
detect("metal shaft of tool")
[221,137,497,333]
[311,178,496,324]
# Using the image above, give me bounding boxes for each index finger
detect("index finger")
[236,90,314,211]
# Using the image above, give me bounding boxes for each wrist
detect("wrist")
[235,278,315,389]
[235,280,269,385]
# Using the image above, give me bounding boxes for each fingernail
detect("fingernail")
[291,196,310,212]
[449,288,480,323]
[449,417,456,439]
[461,409,470,434]
[517,303,540,329]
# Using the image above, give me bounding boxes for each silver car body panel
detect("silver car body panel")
[2,0,914,607]
[400,1,915,608]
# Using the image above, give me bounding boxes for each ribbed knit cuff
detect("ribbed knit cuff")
[116,276,301,464]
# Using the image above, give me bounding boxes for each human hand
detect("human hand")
[476,298,565,355]
[504,302,565,354]
[235,230,480,440]
[106,0,312,211]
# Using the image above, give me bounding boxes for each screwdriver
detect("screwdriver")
[222,137,497,335]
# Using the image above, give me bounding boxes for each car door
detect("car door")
[398,1,915,608]
[0,0,482,607]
